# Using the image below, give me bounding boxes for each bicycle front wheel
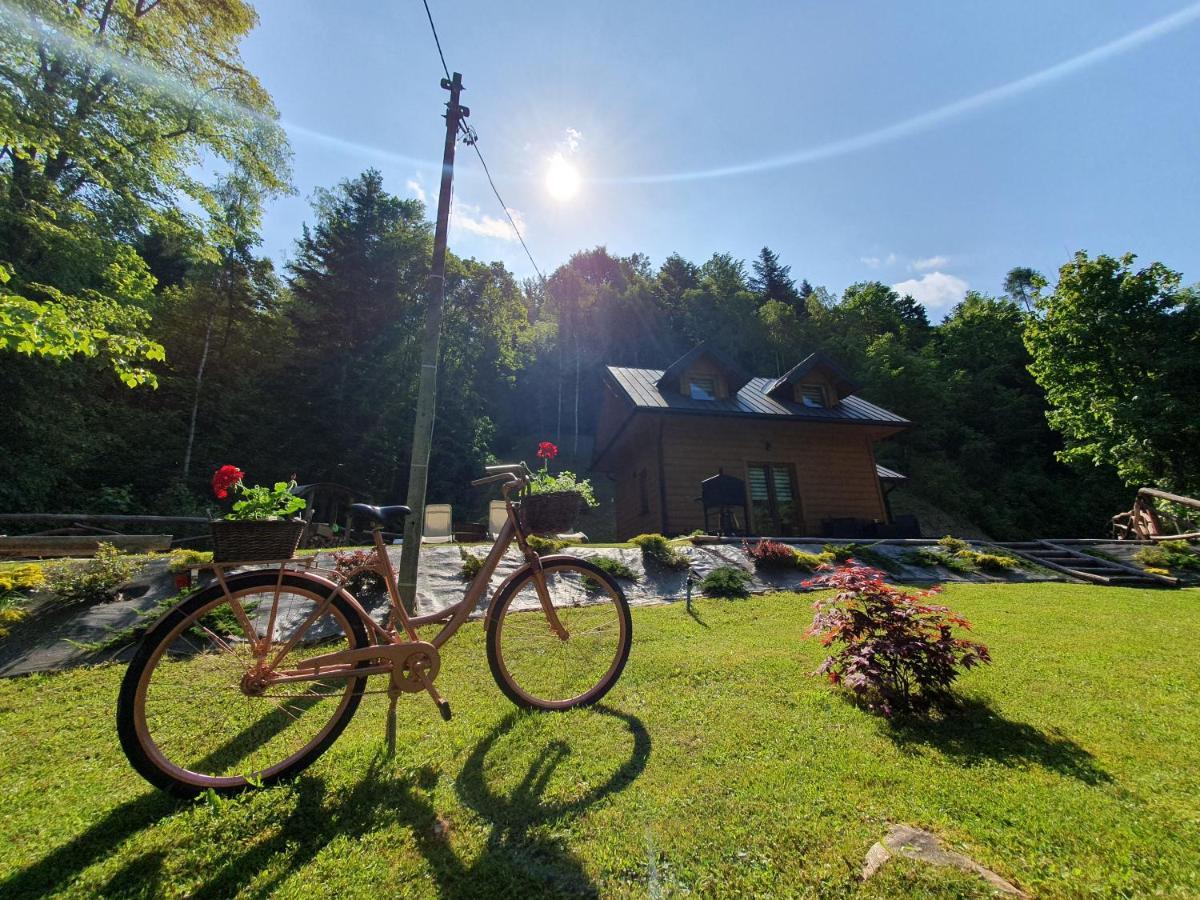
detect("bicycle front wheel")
[117,571,368,797]
[486,556,632,710]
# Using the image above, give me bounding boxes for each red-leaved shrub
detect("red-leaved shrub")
[745,539,797,568]
[804,563,990,716]
[333,549,385,596]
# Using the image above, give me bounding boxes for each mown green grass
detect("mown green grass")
[1,583,1198,897]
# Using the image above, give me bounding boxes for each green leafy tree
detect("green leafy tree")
[1024,252,1200,495]
[0,0,289,385]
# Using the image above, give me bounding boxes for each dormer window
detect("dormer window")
[799,384,826,408]
[689,376,717,400]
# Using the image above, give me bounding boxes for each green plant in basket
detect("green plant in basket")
[211,465,305,520]
[526,441,599,507]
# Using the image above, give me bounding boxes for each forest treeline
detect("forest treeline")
[2,1,1197,538]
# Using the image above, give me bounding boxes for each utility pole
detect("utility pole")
[396,72,468,615]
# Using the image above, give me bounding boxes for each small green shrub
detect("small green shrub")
[822,543,856,563]
[630,533,689,569]
[937,535,971,554]
[589,556,637,581]
[902,538,1017,575]
[459,550,484,582]
[699,566,752,598]
[1135,540,1200,572]
[42,544,142,606]
[527,535,569,555]
[794,550,836,572]
[168,549,212,573]
[971,551,1018,572]
[582,556,638,591]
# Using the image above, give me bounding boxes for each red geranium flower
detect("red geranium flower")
[537,441,558,460]
[211,464,245,499]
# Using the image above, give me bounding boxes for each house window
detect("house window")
[689,376,717,400]
[638,469,649,515]
[799,384,826,408]
[747,463,802,535]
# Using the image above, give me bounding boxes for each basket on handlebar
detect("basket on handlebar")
[518,491,583,535]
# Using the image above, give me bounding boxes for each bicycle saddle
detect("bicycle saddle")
[349,503,412,529]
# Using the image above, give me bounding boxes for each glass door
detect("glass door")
[747,463,802,536]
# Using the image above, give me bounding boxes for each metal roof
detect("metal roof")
[605,365,910,427]
[875,464,907,482]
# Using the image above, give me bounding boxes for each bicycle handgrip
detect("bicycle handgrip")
[471,472,515,487]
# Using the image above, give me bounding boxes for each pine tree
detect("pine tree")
[749,247,803,312]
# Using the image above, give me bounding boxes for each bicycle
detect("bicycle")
[117,463,632,797]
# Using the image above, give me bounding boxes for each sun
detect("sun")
[545,153,581,201]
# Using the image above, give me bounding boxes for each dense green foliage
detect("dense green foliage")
[1,3,1191,540]
[1025,252,1200,496]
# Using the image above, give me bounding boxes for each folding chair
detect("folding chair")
[422,503,454,543]
[487,500,507,540]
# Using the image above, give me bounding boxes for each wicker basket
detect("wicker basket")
[210,519,306,563]
[518,491,583,535]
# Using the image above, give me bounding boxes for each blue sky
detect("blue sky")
[240,1,1200,320]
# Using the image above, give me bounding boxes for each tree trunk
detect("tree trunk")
[182,307,216,481]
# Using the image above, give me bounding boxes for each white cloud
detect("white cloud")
[860,252,897,270]
[911,254,949,271]
[451,200,524,241]
[564,127,582,153]
[891,271,969,317]
[405,178,426,203]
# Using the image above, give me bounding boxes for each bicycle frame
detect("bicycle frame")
[193,469,565,706]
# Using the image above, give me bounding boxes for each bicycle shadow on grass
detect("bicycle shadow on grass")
[450,705,652,896]
[883,695,1112,785]
[182,704,649,898]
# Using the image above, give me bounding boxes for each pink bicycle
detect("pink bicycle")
[117,464,632,797]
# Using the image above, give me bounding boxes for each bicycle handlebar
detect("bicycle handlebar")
[470,472,517,487]
[484,462,530,476]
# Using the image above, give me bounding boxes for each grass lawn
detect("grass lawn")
[1,583,1198,897]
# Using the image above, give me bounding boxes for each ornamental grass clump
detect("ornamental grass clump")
[0,563,43,638]
[804,563,991,717]
[43,543,141,607]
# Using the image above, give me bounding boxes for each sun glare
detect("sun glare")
[545,153,581,201]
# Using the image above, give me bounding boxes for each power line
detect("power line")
[460,124,546,283]
[420,0,451,81]
[417,0,547,283]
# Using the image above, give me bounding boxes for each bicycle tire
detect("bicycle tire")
[117,571,369,797]
[486,555,632,710]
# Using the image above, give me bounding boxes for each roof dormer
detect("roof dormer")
[656,343,751,400]
[766,352,859,406]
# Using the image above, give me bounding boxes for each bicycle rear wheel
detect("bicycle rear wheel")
[486,556,632,710]
[117,571,368,797]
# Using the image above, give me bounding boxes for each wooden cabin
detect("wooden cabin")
[592,344,909,539]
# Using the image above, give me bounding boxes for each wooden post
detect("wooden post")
[395,73,468,615]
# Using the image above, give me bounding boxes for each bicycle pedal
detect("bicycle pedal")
[437,700,452,722]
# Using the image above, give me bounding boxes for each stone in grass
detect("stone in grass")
[861,824,1027,897]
